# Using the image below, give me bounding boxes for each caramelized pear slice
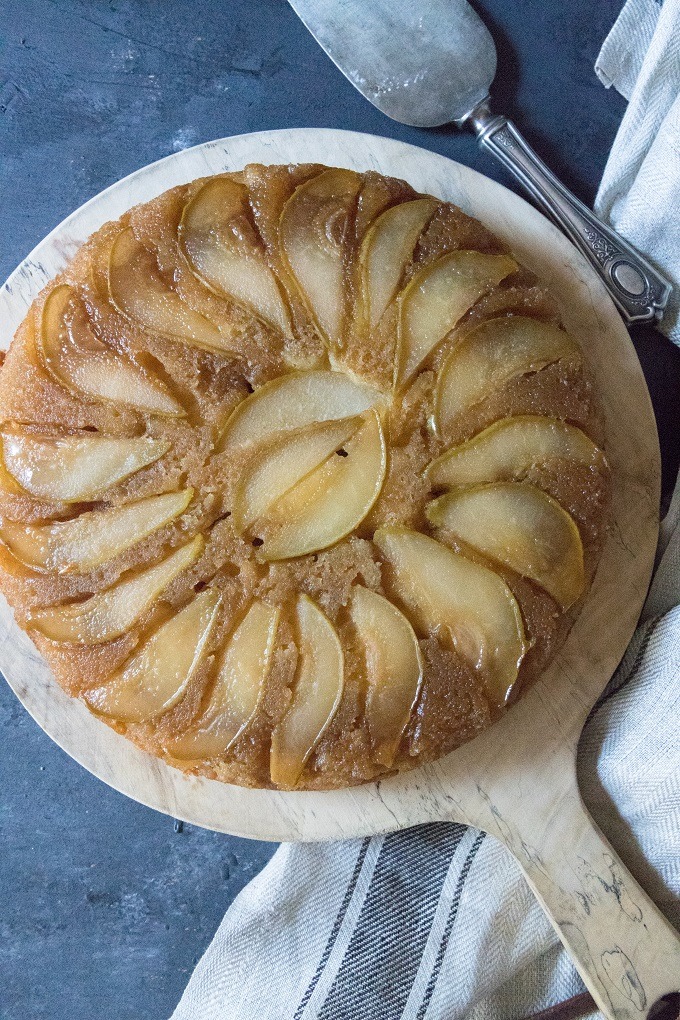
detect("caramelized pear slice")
[109,227,233,354]
[395,251,517,388]
[29,536,203,644]
[180,178,292,336]
[0,439,26,496]
[232,418,360,533]
[427,483,585,609]
[374,527,527,707]
[84,587,220,722]
[359,198,438,330]
[39,285,183,415]
[349,585,422,767]
[434,316,582,433]
[270,595,344,788]
[166,600,280,760]
[279,168,362,346]
[219,370,382,451]
[1,431,169,503]
[255,411,386,560]
[426,416,604,489]
[0,490,193,574]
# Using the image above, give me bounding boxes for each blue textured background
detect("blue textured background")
[1,3,678,1018]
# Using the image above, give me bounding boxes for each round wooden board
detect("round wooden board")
[0,128,660,843]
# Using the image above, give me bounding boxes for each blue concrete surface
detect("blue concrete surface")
[1,2,678,1018]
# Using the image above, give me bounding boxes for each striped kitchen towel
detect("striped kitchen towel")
[595,0,680,345]
[169,472,679,1019]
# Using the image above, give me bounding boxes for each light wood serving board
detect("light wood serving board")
[1,130,678,1017]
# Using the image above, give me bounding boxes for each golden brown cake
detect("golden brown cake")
[0,164,610,790]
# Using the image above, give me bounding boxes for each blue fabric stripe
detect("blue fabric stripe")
[416,831,486,1020]
[317,823,467,1020]
[293,838,372,1020]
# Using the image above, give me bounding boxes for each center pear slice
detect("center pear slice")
[109,227,234,354]
[358,198,438,331]
[39,285,183,416]
[254,411,386,561]
[434,316,582,435]
[166,600,280,761]
[0,450,25,496]
[29,535,203,644]
[425,416,605,488]
[0,490,193,574]
[270,595,344,788]
[233,417,361,534]
[374,527,527,708]
[180,177,292,337]
[395,251,517,388]
[349,585,423,767]
[84,587,221,722]
[219,370,382,451]
[279,168,363,347]
[426,483,585,610]
[1,431,170,503]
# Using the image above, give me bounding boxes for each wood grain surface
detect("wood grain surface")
[0,129,677,1017]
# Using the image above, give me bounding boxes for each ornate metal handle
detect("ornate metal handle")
[465,102,672,326]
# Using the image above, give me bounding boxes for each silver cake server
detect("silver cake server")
[287,0,671,325]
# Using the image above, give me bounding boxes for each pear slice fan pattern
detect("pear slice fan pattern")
[0,165,610,790]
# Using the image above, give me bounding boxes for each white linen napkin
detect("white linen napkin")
[170,7,680,1015]
[595,0,680,346]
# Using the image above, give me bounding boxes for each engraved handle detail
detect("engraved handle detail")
[466,104,672,325]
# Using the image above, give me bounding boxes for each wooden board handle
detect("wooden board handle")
[503,790,680,1019]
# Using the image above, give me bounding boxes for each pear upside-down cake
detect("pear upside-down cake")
[0,163,610,790]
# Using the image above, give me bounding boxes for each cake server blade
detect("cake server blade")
[287,0,671,326]
[289,0,496,128]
